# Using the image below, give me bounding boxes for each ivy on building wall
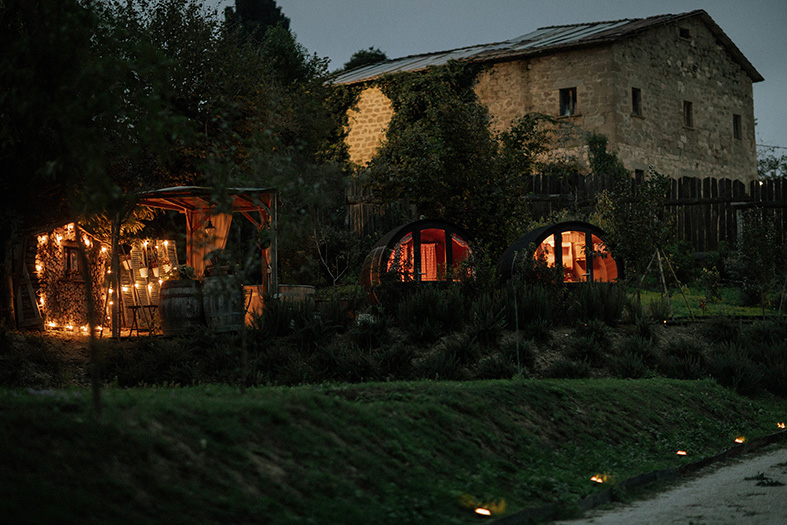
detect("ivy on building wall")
[364,60,577,255]
[36,225,109,329]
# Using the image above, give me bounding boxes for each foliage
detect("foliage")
[224,0,290,45]
[757,145,787,179]
[589,133,673,285]
[568,283,626,326]
[366,62,574,254]
[467,292,505,346]
[343,47,387,71]
[726,209,785,312]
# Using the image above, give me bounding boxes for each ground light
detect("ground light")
[778,422,785,429]
[474,508,491,516]
[735,436,746,444]
[676,450,688,456]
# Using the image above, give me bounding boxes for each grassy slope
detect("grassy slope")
[1,380,785,524]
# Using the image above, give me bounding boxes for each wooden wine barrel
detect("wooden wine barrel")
[158,279,204,337]
[203,276,244,333]
[277,284,316,303]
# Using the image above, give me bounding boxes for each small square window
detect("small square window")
[733,114,742,140]
[631,87,642,116]
[682,101,694,128]
[679,28,691,39]
[559,87,577,116]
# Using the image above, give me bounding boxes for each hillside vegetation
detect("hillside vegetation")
[1,380,785,523]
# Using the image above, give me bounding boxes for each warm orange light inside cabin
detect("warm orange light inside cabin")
[535,232,618,283]
[387,229,470,282]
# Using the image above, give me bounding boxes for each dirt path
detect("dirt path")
[554,444,787,524]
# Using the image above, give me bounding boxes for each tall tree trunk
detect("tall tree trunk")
[0,231,18,328]
[75,221,102,418]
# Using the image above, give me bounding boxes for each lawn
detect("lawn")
[1,380,785,524]
[637,285,782,319]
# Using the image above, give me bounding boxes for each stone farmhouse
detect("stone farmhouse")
[333,10,763,183]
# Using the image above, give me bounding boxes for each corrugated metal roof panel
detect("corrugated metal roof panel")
[331,11,762,85]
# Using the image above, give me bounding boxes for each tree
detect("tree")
[757,145,787,179]
[343,47,387,71]
[365,62,572,256]
[224,0,289,44]
[589,133,673,287]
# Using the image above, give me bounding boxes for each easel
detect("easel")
[638,248,695,321]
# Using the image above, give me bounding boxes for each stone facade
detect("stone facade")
[342,14,759,182]
[346,86,394,165]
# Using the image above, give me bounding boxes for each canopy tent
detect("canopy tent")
[135,186,278,289]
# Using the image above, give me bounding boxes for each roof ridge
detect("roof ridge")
[535,10,700,31]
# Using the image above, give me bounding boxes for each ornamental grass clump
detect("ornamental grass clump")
[570,283,626,326]
[467,292,505,347]
[396,285,465,344]
[658,338,708,380]
[707,342,764,397]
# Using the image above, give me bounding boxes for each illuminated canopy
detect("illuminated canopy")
[135,186,278,289]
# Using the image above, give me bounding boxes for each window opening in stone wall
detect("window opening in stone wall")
[682,100,694,128]
[733,114,742,140]
[559,87,577,116]
[632,87,642,116]
[679,27,691,40]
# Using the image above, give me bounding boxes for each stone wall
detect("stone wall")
[611,18,757,181]
[343,17,758,181]
[346,86,394,165]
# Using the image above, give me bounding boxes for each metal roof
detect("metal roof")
[332,10,763,85]
[136,186,277,213]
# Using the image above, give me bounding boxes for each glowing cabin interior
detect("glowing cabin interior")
[386,228,471,281]
[534,230,618,282]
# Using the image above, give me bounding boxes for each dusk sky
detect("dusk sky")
[208,0,787,151]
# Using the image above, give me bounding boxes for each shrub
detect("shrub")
[615,351,649,379]
[573,319,612,346]
[569,283,626,326]
[475,354,518,380]
[416,347,470,381]
[377,342,415,380]
[658,338,708,380]
[741,319,787,355]
[351,309,388,349]
[707,343,764,396]
[0,330,66,388]
[622,295,644,324]
[522,319,553,345]
[616,335,658,369]
[504,281,558,329]
[542,358,591,379]
[395,285,465,343]
[442,335,482,366]
[700,317,740,345]
[633,315,657,341]
[500,337,537,373]
[567,336,605,366]
[467,292,505,346]
[323,344,381,383]
[645,295,672,321]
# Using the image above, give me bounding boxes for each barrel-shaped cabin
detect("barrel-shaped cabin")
[498,221,621,283]
[361,219,472,289]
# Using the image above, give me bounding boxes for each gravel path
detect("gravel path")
[554,444,787,525]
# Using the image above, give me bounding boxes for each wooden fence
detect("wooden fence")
[347,175,787,252]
